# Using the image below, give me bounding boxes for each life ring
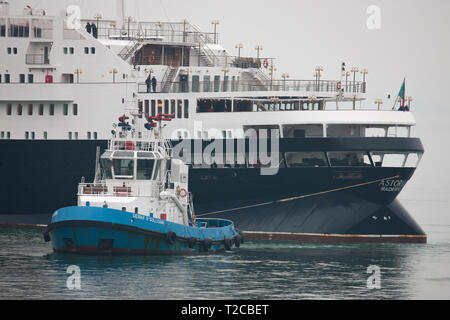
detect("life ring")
[178,188,187,198]
[263,59,269,68]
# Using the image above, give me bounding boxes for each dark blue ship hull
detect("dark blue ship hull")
[0,137,426,242]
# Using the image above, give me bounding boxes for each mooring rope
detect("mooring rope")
[196,175,401,218]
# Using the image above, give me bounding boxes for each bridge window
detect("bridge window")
[192,75,200,92]
[203,76,211,92]
[328,152,372,167]
[113,159,134,178]
[285,152,327,167]
[137,159,155,180]
[100,158,113,179]
[371,152,406,168]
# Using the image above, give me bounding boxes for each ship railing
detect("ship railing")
[78,181,161,198]
[109,139,173,154]
[81,19,216,44]
[138,79,366,94]
[25,54,49,65]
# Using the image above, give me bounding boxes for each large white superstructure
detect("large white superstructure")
[0,0,417,143]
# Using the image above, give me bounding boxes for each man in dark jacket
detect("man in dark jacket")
[85,22,91,34]
[91,23,98,38]
[152,76,157,93]
[145,75,151,93]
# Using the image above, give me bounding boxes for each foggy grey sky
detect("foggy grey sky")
[8,0,450,196]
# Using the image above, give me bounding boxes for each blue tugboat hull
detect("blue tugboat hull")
[46,206,241,255]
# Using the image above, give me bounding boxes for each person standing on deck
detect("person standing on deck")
[85,22,91,34]
[91,23,98,39]
[145,75,151,93]
[152,76,157,93]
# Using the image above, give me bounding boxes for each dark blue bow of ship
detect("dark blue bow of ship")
[0,137,426,243]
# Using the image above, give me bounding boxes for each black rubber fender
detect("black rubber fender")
[234,235,242,248]
[224,238,232,251]
[188,237,196,249]
[43,230,50,242]
[202,238,212,252]
[166,231,177,245]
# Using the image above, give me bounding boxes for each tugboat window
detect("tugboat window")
[137,160,155,180]
[113,159,134,178]
[101,158,113,179]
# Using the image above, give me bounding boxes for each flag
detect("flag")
[397,79,406,108]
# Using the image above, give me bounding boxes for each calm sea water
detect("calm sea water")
[1,115,449,300]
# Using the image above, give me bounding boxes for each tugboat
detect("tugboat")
[44,111,243,254]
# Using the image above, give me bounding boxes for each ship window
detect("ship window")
[171,100,175,115]
[137,159,155,180]
[20,74,25,83]
[145,100,149,115]
[214,75,220,92]
[203,76,211,92]
[31,132,35,140]
[94,132,98,140]
[184,100,189,118]
[371,152,406,168]
[113,151,134,158]
[7,47,11,54]
[68,132,72,140]
[74,132,78,140]
[285,152,327,167]
[151,100,156,116]
[14,48,18,54]
[164,100,169,114]
[73,104,78,115]
[0,74,1,82]
[177,100,182,118]
[192,76,200,92]
[6,104,12,115]
[17,104,23,116]
[234,100,252,112]
[28,74,34,83]
[25,131,29,140]
[70,47,74,54]
[63,104,68,116]
[49,104,54,115]
[43,131,48,140]
[328,152,371,167]
[0,19,5,37]
[101,158,113,179]
[404,153,422,168]
[137,152,154,158]
[91,47,95,54]
[152,160,162,180]
[84,47,89,54]
[158,100,163,112]
[113,159,134,178]
[27,104,33,115]
[5,74,10,83]
[223,76,229,92]
[38,104,44,115]
[63,47,68,54]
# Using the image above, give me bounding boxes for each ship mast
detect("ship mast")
[116,0,125,29]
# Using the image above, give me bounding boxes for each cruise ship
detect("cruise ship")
[0,1,426,242]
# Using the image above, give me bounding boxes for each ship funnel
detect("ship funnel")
[0,1,9,16]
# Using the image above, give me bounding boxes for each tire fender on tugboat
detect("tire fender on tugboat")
[223,238,232,251]
[202,238,212,252]
[166,231,177,245]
